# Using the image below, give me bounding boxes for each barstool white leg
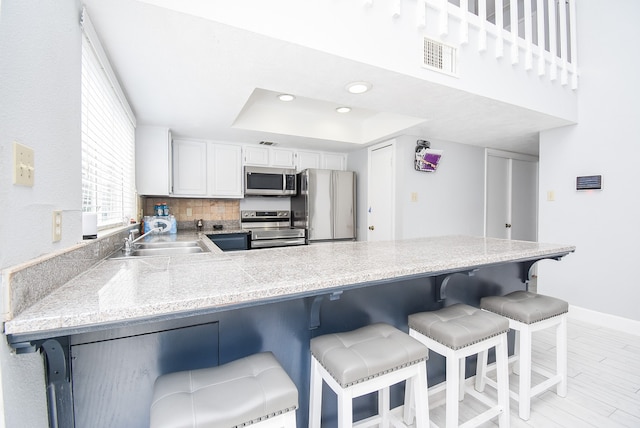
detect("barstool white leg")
[309,357,323,428]
[557,315,568,397]
[379,386,390,427]
[495,334,511,428]
[518,323,533,420]
[445,349,460,428]
[337,387,353,428]
[512,330,521,375]
[413,363,429,427]
[474,350,488,392]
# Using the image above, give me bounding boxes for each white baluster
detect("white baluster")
[536,0,546,76]
[440,0,449,37]
[510,0,519,65]
[460,0,469,45]
[548,0,557,81]
[558,0,568,85]
[568,0,578,89]
[524,0,533,70]
[495,0,504,58]
[478,0,487,52]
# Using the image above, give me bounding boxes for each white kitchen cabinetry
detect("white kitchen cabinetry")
[243,146,296,168]
[207,143,243,197]
[135,126,172,196]
[172,139,207,196]
[322,152,347,171]
[243,145,270,166]
[295,150,321,171]
[270,148,295,168]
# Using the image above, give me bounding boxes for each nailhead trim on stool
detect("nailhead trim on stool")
[309,322,430,428]
[150,352,298,428]
[478,291,568,421]
[409,304,511,428]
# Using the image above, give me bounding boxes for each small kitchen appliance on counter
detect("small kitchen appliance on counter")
[241,210,306,249]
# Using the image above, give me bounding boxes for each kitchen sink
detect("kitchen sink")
[110,240,209,259]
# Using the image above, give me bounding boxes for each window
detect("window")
[81,9,136,229]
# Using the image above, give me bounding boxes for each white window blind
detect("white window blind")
[81,9,136,229]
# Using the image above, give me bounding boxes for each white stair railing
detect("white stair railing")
[364,0,579,89]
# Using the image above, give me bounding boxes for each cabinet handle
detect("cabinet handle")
[505,223,512,228]
[369,225,375,231]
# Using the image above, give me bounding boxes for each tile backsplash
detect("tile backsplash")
[143,197,241,231]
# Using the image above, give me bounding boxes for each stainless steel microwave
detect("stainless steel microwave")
[244,166,297,196]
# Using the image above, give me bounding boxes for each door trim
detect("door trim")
[367,140,396,241]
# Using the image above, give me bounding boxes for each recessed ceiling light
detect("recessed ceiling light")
[278,94,295,102]
[336,107,352,113]
[345,81,372,94]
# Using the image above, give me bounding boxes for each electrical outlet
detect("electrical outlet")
[13,142,35,187]
[52,211,62,242]
[411,192,418,202]
[547,190,555,201]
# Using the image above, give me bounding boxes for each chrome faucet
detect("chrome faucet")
[123,227,162,255]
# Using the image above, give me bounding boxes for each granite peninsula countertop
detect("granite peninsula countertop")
[4,235,574,337]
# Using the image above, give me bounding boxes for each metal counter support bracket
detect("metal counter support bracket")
[309,291,343,330]
[434,269,478,302]
[519,255,567,289]
[41,338,74,428]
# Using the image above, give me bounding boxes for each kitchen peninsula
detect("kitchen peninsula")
[4,235,574,428]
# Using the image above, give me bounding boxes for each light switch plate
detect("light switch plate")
[13,142,35,187]
[52,211,62,242]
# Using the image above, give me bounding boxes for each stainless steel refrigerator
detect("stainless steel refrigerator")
[292,169,356,242]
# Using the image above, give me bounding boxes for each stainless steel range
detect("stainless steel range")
[241,210,306,249]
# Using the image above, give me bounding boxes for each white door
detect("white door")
[368,142,395,241]
[485,150,538,241]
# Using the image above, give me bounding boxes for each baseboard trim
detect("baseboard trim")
[568,305,640,336]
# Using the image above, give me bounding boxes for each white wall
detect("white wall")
[538,0,640,322]
[0,0,82,425]
[349,135,486,242]
[395,136,486,239]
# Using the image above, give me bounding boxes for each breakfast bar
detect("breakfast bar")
[3,235,574,428]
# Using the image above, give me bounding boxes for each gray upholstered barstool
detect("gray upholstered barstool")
[309,322,429,428]
[477,290,568,420]
[150,352,298,428]
[409,304,510,428]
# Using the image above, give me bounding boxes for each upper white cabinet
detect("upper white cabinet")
[321,153,347,171]
[172,140,243,198]
[244,145,347,171]
[207,143,243,197]
[243,145,270,166]
[295,150,321,171]
[270,148,295,168]
[135,126,171,196]
[172,139,207,196]
[243,145,295,168]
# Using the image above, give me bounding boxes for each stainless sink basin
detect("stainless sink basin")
[136,241,202,249]
[110,240,209,259]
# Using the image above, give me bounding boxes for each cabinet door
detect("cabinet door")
[135,126,171,195]
[172,140,207,195]
[270,148,295,168]
[322,153,347,170]
[243,146,269,166]
[295,150,321,171]
[207,143,243,197]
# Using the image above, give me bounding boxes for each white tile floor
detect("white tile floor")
[424,317,640,427]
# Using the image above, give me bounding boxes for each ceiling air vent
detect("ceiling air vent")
[423,37,457,76]
[259,141,277,146]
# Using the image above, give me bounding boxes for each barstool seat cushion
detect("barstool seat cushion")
[150,352,298,428]
[409,304,509,350]
[481,291,569,324]
[310,322,428,388]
